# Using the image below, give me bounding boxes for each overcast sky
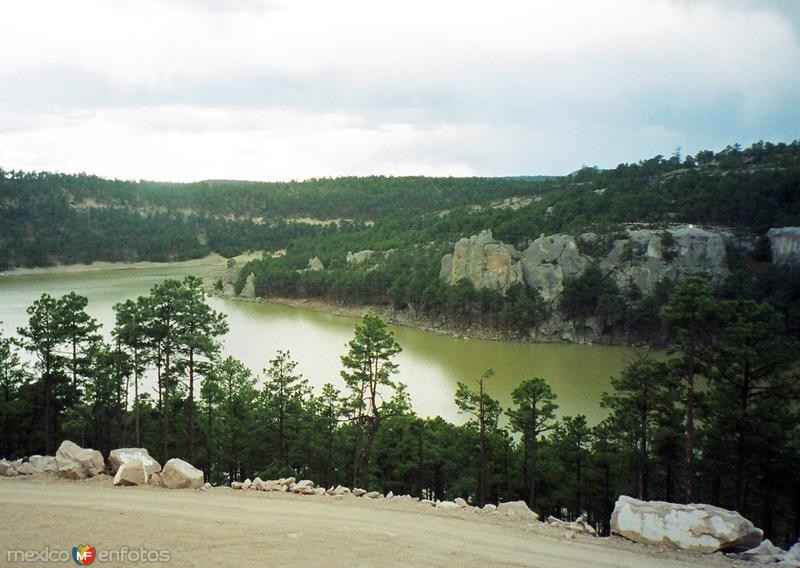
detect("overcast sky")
[0,0,798,182]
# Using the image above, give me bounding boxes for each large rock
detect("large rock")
[497,500,539,520]
[306,257,325,271]
[521,234,590,302]
[108,448,161,477]
[610,495,763,552]
[767,227,800,267]
[240,273,256,299]
[601,226,728,296]
[113,458,149,486]
[28,455,58,473]
[160,458,204,489]
[440,230,524,294]
[55,440,105,480]
[347,250,381,265]
[221,259,241,296]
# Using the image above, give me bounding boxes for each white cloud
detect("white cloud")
[0,0,797,180]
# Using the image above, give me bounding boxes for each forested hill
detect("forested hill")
[1,140,799,270]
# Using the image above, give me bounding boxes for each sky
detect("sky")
[0,0,798,182]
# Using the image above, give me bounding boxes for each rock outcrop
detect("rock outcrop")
[520,234,589,302]
[108,448,161,477]
[440,230,523,293]
[240,272,256,299]
[601,226,728,295]
[55,440,105,480]
[220,259,241,296]
[610,495,763,552]
[161,458,204,489]
[768,227,800,267]
[307,257,325,271]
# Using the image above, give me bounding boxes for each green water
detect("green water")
[0,260,641,423]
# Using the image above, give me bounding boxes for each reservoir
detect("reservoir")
[0,257,643,424]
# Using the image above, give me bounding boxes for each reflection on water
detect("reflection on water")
[0,261,643,423]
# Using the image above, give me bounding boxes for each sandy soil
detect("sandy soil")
[0,476,740,568]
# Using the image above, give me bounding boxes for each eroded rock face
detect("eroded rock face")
[240,273,256,299]
[55,440,105,480]
[767,227,800,267]
[610,495,763,552]
[161,458,204,489]
[602,227,728,296]
[221,259,241,296]
[521,234,589,302]
[440,230,523,294]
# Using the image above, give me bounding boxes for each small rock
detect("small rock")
[455,497,468,508]
[16,462,35,475]
[437,500,458,509]
[353,488,367,497]
[242,478,252,490]
[231,482,244,490]
[386,491,394,499]
[365,491,380,499]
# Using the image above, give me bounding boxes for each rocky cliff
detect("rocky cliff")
[767,227,800,267]
[439,225,732,342]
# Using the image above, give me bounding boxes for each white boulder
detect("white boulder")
[497,500,539,520]
[353,488,367,497]
[16,462,35,475]
[113,458,148,486]
[160,458,204,489]
[108,448,161,477]
[455,497,468,508]
[28,455,57,473]
[55,440,105,480]
[610,495,763,552]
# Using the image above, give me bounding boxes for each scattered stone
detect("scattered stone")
[16,462,35,475]
[455,497,468,508]
[251,477,267,491]
[481,504,497,513]
[314,488,326,496]
[160,458,204,490]
[278,477,296,487]
[55,440,105,480]
[386,491,394,499]
[497,500,539,520]
[292,480,316,495]
[353,488,367,497]
[742,539,785,564]
[306,257,325,271]
[28,455,58,473]
[231,482,243,490]
[148,471,161,487]
[242,478,252,490]
[114,458,148,486]
[437,500,458,509]
[419,499,435,507]
[610,495,763,552]
[201,482,212,491]
[365,491,380,499]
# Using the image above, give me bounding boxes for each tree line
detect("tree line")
[1,274,799,545]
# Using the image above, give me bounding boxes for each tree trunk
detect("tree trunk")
[188,349,196,465]
[686,355,695,503]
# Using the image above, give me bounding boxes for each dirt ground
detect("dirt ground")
[0,476,744,567]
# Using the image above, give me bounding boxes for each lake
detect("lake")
[0,257,642,424]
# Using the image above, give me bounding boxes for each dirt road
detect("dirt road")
[1,477,738,567]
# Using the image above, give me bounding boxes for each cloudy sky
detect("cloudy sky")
[0,0,798,182]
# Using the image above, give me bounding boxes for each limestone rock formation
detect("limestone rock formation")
[161,458,204,489]
[114,458,149,486]
[767,227,800,267]
[55,440,105,480]
[108,447,161,477]
[440,230,523,293]
[347,250,380,264]
[520,234,589,302]
[610,495,763,552]
[240,272,256,299]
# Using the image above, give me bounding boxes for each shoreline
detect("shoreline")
[0,252,263,278]
[210,291,645,347]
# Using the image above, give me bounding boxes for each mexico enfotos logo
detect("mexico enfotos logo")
[6,545,171,564]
